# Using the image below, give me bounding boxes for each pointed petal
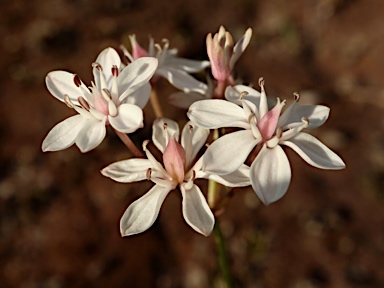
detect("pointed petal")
[93,47,121,87]
[42,115,86,152]
[152,118,180,153]
[168,91,206,109]
[101,159,152,183]
[165,58,210,73]
[118,57,158,102]
[196,164,250,187]
[180,184,214,236]
[121,82,151,109]
[109,104,143,134]
[281,132,345,169]
[250,145,291,205]
[46,71,89,104]
[181,121,209,169]
[225,84,261,107]
[120,185,171,236]
[156,67,207,94]
[75,118,106,152]
[202,130,259,175]
[283,105,330,129]
[188,99,249,129]
[230,28,252,69]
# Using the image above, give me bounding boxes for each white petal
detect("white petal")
[230,28,252,69]
[118,57,158,102]
[196,164,250,187]
[42,115,86,152]
[93,47,121,87]
[156,67,207,94]
[180,184,214,236]
[281,132,345,169]
[168,91,206,109]
[188,99,249,129]
[202,130,259,175]
[250,145,291,205]
[181,121,209,169]
[121,82,151,109]
[120,185,171,236]
[165,58,210,73]
[101,159,152,183]
[46,71,89,104]
[225,85,261,107]
[283,105,330,129]
[109,104,143,134]
[75,118,106,152]
[152,118,180,153]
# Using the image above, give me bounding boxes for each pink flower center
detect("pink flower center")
[257,102,282,141]
[163,137,186,184]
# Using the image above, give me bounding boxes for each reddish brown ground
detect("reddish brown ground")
[1,0,384,287]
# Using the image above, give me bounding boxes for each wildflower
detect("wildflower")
[188,80,345,205]
[206,26,252,86]
[42,48,158,153]
[101,118,250,236]
[122,35,209,94]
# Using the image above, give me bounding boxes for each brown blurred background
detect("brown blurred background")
[1,0,384,287]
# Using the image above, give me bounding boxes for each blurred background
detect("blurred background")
[1,0,384,287]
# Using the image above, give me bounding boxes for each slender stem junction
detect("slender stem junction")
[114,129,144,158]
[150,87,164,118]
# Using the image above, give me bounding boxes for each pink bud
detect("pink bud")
[129,35,149,60]
[163,137,186,184]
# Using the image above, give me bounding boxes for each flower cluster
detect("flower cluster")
[42,26,345,237]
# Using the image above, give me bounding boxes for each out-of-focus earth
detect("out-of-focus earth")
[1,0,384,287]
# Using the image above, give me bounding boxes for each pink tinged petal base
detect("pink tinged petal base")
[180,184,215,236]
[120,185,171,236]
[101,158,152,183]
[250,145,291,205]
[281,132,346,169]
[163,137,186,184]
[75,118,106,152]
[257,99,284,141]
[202,130,259,175]
[42,115,86,152]
[108,104,143,134]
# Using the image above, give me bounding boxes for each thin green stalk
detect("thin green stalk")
[213,220,233,288]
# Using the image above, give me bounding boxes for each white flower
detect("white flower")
[188,80,346,205]
[101,118,250,236]
[121,35,210,94]
[42,48,158,153]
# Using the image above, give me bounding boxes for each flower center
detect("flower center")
[163,137,186,184]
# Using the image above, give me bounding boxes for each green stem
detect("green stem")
[150,87,163,118]
[214,220,233,288]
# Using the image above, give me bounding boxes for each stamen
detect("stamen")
[92,62,103,71]
[258,77,265,88]
[247,113,255,124]
[154,43,162,52]
[163,123,168,130]
[301,117,309,127]
[64,95,74,108]
[78,96,90,111]
[111,65,119,77]
[293,92,300,101]
[142,140,150,151]
[188,124,193,132]
[146,168,152,180]
[239,91,249,100]
[102,89,112,101]
[276,128,283,138]
[191,170,196,181]
[73,74,82,87]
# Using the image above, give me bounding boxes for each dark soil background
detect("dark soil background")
[1,0,384,287]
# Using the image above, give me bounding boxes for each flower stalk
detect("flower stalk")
[114,129,144,158]
[150,87,164,118]
[214,220,233,288]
